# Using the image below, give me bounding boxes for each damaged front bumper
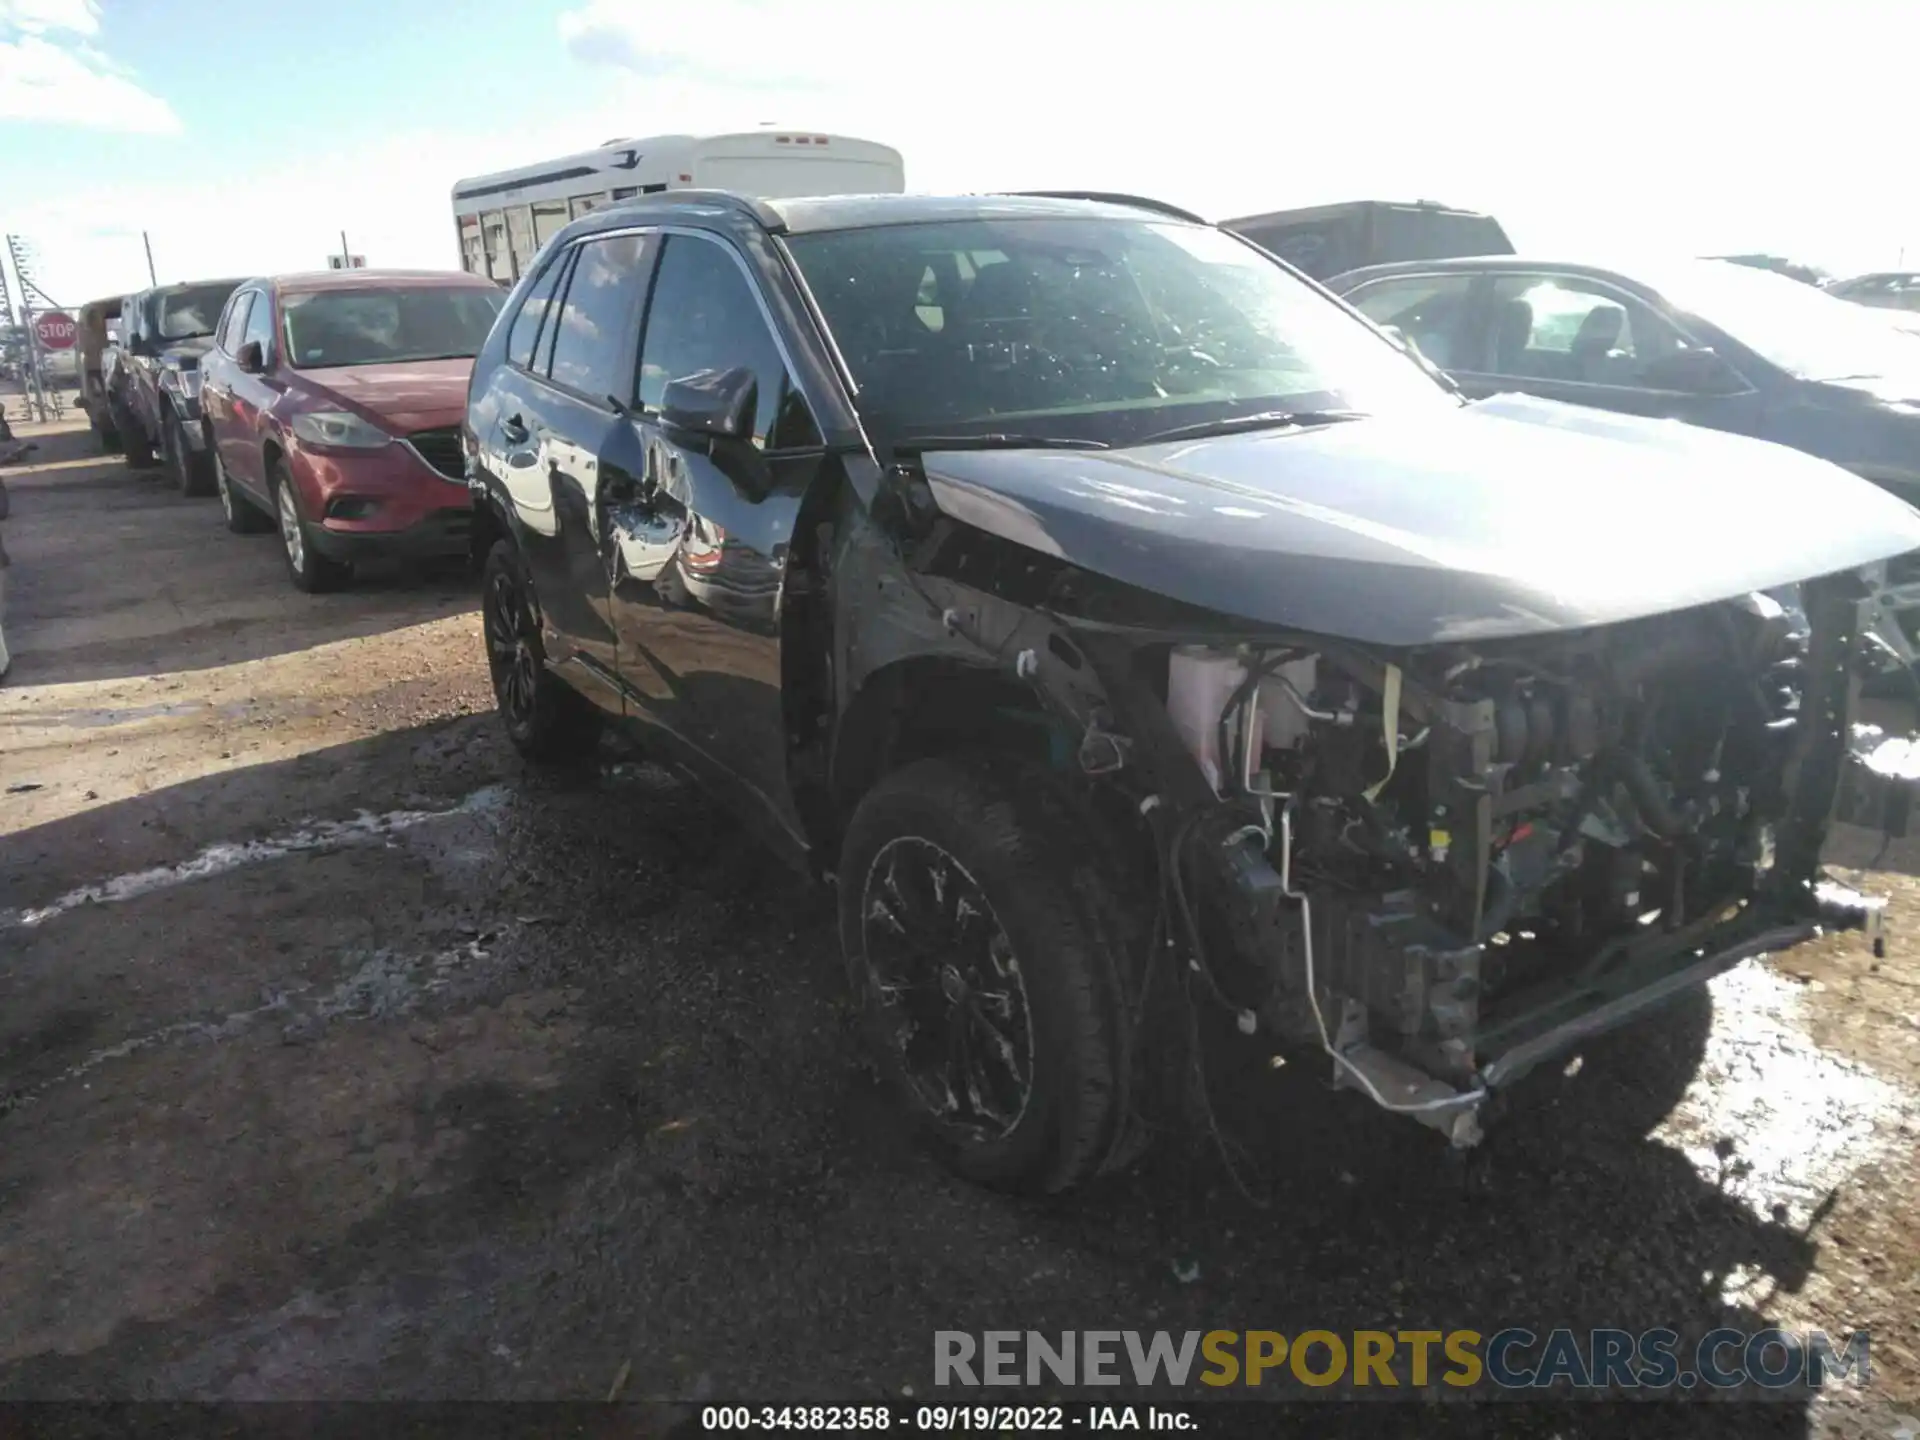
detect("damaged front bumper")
[1053,577,1915,1153]
[1283,833,1890,1151]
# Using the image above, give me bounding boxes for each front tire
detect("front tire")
[838,758,1129,1194]
[270,459,350,593]
[481,538,603,762]
[165,411,212,496]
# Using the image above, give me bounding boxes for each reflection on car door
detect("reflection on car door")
[223,289,285,499]
[1455,271,1764,435]
[602,231,825,848]
[481,231,655,713]
[201,289,253,475]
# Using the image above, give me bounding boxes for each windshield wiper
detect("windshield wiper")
[892,433,1110,453]
[1136,409,1369,445]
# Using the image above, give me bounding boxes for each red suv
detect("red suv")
[200,270,506,591]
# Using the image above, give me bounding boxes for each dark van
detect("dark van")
[1220,200,1512,282]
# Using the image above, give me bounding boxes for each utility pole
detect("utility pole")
[142,230,157,285]
[340,230,351,268]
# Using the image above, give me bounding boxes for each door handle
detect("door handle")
[500,413,529,446]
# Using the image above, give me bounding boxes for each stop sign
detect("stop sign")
[33,311,77,351]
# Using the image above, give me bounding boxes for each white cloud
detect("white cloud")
[0,0,100,37]
[1,0,178,135]
[0,33,180,133]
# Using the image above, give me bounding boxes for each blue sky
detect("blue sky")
[5,0,1918,305]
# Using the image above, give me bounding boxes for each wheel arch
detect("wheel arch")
[828,655,1066,849]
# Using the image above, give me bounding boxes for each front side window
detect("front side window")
[159,282,241,340]
[241,291,275,355]
[544,233,651,398]
[1347,274,1480,370]
[218,293,254,353]
[1485,275,1696,389]
[281,286,505,369]
[785,216,1454,447]
[637,234,817,449]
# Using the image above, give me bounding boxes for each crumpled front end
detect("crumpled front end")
[1053,569,1890,1147]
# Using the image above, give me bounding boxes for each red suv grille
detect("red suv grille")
[407,426,465,482]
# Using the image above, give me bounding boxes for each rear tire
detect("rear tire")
[838,757,1130,1194]
[117,407,155,468]
[270,459,350,593]
[165,411,212,496]
[481,539,603,763]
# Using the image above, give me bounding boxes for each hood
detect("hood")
[298,357,474,433]
[159,336,215,367]
[920,392,1920,647]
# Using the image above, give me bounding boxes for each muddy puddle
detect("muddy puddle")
[0,784,514,931]
[1656,963,1918,1229]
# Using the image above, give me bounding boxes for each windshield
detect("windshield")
[1657,259,1920,381]
[281,286,505,369]
[784,216,1456,447]
[158,283,241,340]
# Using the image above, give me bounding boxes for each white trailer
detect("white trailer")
[449,130,906,283]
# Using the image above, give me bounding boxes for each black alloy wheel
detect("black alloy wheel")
[839,758,1132,1194]
[860,835,1037,1142]
[480,538,602,762]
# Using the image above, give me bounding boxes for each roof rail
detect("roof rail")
[609,187,789,232]
[1002,190,1209,225]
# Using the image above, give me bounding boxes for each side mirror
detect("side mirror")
[661,366,757,442]
[661,366,774,498]
[1641,346,1744,396]
[237,341,265,374]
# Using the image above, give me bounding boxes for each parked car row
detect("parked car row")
[450,186,1914,1193]
[200,271,504,590]
[90,269,504,590]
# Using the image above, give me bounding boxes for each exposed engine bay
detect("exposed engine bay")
[1126,575,1886,1145]
[844,438,1907,1157]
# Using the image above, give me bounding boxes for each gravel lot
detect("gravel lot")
[2,420,1917,1437]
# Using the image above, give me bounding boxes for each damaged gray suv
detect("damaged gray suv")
[465,190,1919,1193]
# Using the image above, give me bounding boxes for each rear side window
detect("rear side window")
[508,255,568,370]
[219,293,254,353]
[545,232,652,400]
